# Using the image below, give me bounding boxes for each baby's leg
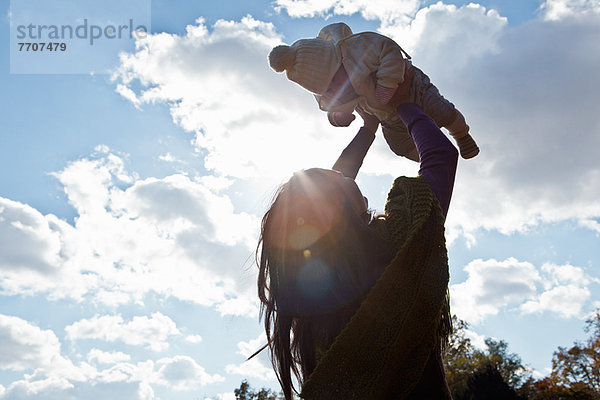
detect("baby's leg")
[445,110,479,159]
[411,67,479,159]
[381,115,420,162]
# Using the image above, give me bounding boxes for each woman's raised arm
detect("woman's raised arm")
[332,108,379,179]
[397,103,459,216]
[331,102,458,216]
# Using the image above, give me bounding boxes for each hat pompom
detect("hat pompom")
[269,45,296,72]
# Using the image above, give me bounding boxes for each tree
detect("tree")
[512,310,600,400]
[551,311,600,392]
[464,363,520,400]
[234,380,284,400]
[444,317,477,397]
[523,376,598,400]
[480,338,529,390]
[443,316,530,399]
[234,380,252,400]
[524,311,600,399]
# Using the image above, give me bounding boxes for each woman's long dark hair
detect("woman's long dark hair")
[257,169,392,399]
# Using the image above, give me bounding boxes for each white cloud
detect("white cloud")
[0,314,63,371]
[451,258,541,323]
[518,262,597,318]
[203,393,236,400]
[225,333,275,381]
[233,333,266,359]
[0,376,75,399]
[273,0,421,26]
[0,327,224,400]
[540,0,600,20]
[157,152,181,163]
[138,381,155,400]
[112,16,361,182]
[540,262,595,286]
[273,0,339,18]
[112,173,258,248]
[184,334,203,344]
[139,382,155,400]
[381,3,507,68]
[156,355,225,391]
[376,2,600,239]
[215,393,236,400]
[87,349,131,364]
[0,149,260,315]
[93,361,153,384]
[0,198,64,275]
[464,328,487,351]
[196,175,234,193]
[216,296,260,317]
[53,155,131,216]
[451,259,598,324]
[579,218,600,234]
[65,313,180,352]
[115,83,142,109]
[521,284,590,318]
[0,315,95,399]
[94,144,110,154]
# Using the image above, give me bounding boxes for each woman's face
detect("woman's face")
[266,169,368,251]
[303,168,368,222]
[338,173,369,218]
[301,168,368,222]
[324,65,357,105]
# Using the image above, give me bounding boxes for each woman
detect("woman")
[257,98,458,399]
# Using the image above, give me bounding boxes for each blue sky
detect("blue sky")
[1,0,600,398]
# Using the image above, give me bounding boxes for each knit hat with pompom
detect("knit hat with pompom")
[268,38,341,95]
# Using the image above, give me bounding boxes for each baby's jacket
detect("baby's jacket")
[315,30,411,122]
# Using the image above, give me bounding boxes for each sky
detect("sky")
[0,0,599,398]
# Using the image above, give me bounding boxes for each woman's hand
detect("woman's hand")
[356,106,380,133]
[328,112,356,127]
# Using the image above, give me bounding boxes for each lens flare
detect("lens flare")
[288,224,322,249]
[297,258,333,301]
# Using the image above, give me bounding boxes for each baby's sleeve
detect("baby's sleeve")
[373,34,406,88]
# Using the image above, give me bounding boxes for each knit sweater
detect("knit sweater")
[300,175,450,399]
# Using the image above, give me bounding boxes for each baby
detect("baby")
[268,22,479,161]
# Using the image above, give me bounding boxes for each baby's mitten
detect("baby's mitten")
[375,84,397,104]
[328,112,356,127]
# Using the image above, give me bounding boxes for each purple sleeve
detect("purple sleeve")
[396,103,458,216]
